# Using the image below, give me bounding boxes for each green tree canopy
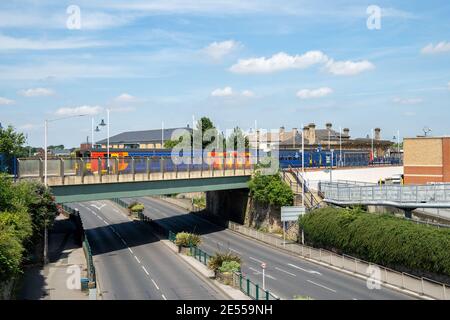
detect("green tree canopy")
[0,125,26,159]
[248,171,294,207]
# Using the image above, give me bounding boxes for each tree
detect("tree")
[164,137,183,149]
[248,171,294,207]
[196,117,219,150]
[0,126,26,169]
[226,127,250,150]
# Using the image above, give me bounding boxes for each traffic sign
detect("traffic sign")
[281,206,306,222]
[261,263,266,269]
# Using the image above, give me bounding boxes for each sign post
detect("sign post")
[281,206,307,246]
[261,262,266,290]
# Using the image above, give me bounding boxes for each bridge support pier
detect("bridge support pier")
[404,208,413,219]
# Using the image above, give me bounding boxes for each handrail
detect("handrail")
[287,165,321,208]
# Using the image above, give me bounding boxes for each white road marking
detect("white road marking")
[249,257,265,264]
[134,256,141,264]
[161,294,167,300]
[128,248,134,254]
[151,279,160,290]
[248,267,277,280]
[142,266,149,276]
[274,267,296,277]
[90,203,106,210]
[230,248,242,255]
[288,263,322,275]
[307,280,336,293]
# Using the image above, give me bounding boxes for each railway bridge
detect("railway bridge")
[16,157,255,203]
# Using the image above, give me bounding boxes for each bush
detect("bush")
[299,207,450,277]
[248,171,293,207]
[175,232,201,247]
[218,260,241,273]
[128,202,144,213]
[208,251,241,272]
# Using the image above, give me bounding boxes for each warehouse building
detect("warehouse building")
[403,136,450,184]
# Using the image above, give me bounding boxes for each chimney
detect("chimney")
[343,128,350,136]
[326,122,332,130]
[374,128,381,140]
[303,126,310,143]
[308,123,316,144]
[279,126,285,141]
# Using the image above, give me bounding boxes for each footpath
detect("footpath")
[18,214,89,300]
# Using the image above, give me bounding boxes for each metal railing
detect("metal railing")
[226,221,449,300]
[232,272,279,300]
[319,181,450,206]
[16,156,256,183]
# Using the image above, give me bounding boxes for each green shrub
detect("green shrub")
[218,260,241,273]
[175,232,201,247]
[299,207,450,277]
[208,251,241,272]
[249,171,293,207]
[128,202,144,213]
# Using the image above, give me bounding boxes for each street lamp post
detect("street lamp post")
[99,109,110,171]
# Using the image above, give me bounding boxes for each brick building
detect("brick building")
[403,136,450,184]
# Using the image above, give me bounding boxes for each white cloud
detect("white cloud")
[55,105,103,117]
[19,88,55,97]
[241,90,255,97]
[0,97,14,105]
[325,59,375,76]
[297,87,333,99]
[115,93,138,103]
[393,97,423,105]
[211,86,234,97]
[421,42,450,55]
[203,40,241,60]
[211,87,255,98]
[229,51,328,74]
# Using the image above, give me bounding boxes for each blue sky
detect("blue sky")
[0,0,449,148]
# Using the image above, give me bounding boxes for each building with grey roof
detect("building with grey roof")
[95,126,192,150]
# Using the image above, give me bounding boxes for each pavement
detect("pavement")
[18,214,89,300]
[126,196,415,300]
[68,201,226,300]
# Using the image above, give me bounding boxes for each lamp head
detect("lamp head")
[99,119,106,127]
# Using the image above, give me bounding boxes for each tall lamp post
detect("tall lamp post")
[98,109,110,171]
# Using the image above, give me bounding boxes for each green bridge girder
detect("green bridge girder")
[51,175,251,203]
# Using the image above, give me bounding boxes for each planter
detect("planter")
[216,272,233,285]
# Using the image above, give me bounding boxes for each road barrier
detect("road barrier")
[226,221,449,300]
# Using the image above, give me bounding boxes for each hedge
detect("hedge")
[299,207,450,277]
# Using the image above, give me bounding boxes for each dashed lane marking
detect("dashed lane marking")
[274,267,296,277]
[287,263,322,275]
[151,279,160,290]
[142,266,149,276]
[162,294,167,300]
[248,267,277,280]
[307,280,336,293]
[249,256,265,264]
[134,256,141,264]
